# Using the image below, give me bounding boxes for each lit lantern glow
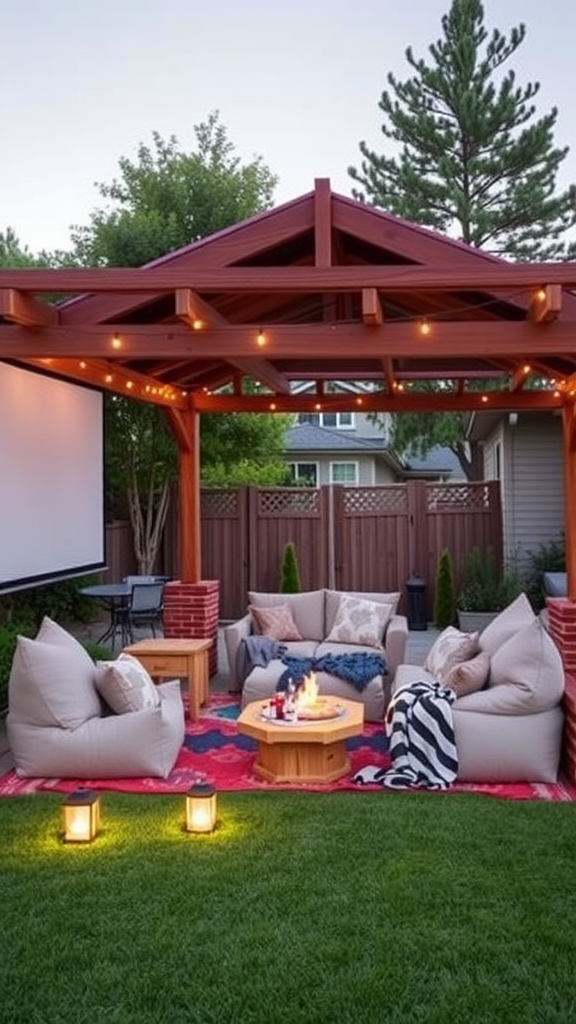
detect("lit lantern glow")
[185,784,217,833]
[62,789,101,843]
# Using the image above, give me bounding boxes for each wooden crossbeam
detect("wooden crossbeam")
[175,287,228,328]
[21,358,188,409]
[2,264,576,293]
[0,289,58,327]
[192,390,564,414]
[362,288,383,325]
[2,320,576,359]
[529,285,562,323]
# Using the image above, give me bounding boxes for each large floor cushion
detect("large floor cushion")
[8,681,185,779]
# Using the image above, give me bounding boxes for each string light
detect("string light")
[192,319,203,331]
[419,318,431,337]
[257,328,266,347]
[111,332,122,350]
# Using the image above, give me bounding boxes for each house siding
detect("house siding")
[483,414,564,569]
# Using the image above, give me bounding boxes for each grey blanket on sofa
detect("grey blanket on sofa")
[277,652,386,693]
[236,636,287,687]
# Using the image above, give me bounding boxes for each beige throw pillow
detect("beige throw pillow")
[249,603,303,641]
[325,594,392,649]
[424,626,479,682]
[444,651,490,697]
[479,592,535,656]
[95,653,160,714]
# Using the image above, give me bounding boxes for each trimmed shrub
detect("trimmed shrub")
[434,548,455,628]
[279,541,301,594]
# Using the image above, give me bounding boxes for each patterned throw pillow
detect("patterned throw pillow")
[444,651,491,697]
[424,626,480,683]
[325,594,392,649]
[95,652,160,714]
[249,604,303,641]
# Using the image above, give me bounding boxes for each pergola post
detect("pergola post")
[163,403,219,676]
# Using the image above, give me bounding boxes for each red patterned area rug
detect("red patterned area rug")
[2,694,576,801]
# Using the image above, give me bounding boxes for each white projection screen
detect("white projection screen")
[0,361,105,593]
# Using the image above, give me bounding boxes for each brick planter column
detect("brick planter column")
[547,597,576,786]
[163,580,220,678]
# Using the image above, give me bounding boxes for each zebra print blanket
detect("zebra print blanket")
[353,680,458,790]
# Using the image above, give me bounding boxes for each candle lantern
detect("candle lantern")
[185,784,217,833]
[62,788,101,843]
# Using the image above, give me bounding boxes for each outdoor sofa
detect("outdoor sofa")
[224,588,408,721]
[392,593,565,783]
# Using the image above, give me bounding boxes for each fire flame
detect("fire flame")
[296,672,319,709]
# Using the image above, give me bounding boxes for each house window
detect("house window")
[330,462,358,485]
[289,462,318,486]
[298,412,354,429]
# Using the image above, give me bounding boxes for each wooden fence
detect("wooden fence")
[106,481,503,621]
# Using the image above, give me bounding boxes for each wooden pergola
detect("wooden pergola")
[2,178,576,599]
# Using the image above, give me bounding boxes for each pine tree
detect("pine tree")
[349,0,576,261]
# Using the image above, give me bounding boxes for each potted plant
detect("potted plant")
[456,545,522,632]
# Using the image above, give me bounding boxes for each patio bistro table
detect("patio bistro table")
[79,583,131,648]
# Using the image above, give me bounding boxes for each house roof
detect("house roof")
[287,424,460,480]
[286,423,386,453]
[1,178,576,419]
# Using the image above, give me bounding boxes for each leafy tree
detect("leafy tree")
[70,114,291,570]
[71,112,278,267]
[350,0,576,477]
[0,228,49,268]
[349,0,576,260]
[105,397,177,574]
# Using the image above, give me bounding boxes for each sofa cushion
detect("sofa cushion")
[95,653,161,714]
[478,592,535,656]
[8,618,101,729]
[248,590,325,641]
[325,590,400,635]
[456,616,564,714]
[249,603,303,641]
[424,626,479,682]
[325,594,391,649]
[444,651,490,697]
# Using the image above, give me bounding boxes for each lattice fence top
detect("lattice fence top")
[427,484,491,510]
[201,489,239,516]
[257,489,320,516]
[343,487,408,515]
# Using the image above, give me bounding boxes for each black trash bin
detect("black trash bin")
[406,573,427,631]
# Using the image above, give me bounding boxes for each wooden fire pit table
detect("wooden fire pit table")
[237,698,364,784]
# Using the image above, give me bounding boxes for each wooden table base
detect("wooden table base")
[253,739,350,784]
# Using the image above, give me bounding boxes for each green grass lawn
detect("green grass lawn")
[2,791,576,1024]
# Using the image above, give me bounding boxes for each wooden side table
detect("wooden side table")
[123,638,212,721]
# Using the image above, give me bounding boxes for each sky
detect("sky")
[2,0,576,254]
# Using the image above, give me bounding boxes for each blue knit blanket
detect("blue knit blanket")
[277,652,386,693]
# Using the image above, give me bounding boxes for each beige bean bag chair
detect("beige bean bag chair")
[7,617,184,779]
